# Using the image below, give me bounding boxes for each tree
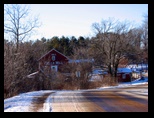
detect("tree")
[69,36,78,55]
[46,36,60,51]
[141,13,148,63]
[78,36,87,47]
[91,18,140,82]
[59,36,71,56]
[60,47,93,89]
[4,4,40,52]
[4,38,49,99]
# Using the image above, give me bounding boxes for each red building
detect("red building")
[117,68,132,82]
[38,49,69,75]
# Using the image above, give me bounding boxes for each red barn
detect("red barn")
[38,49,69,76]
[117,68,132,82]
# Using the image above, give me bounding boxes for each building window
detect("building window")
[122,74,126,79]
[51,65,58,72]
[52,54,56,61]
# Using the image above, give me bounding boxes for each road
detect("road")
[41,84,148,112]
[28,84,148,112]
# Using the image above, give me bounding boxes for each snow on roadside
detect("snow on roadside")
[4,91,34,112]
[97,77,148,89]
[4,77,148,112]
[42,91,55,112]
[4,90,54,112]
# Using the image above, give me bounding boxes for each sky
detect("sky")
[4,4,148,41]
[4,76,148,112]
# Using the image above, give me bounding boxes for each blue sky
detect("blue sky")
[5,4,148,40]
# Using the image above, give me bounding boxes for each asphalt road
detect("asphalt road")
[50,84,148,112]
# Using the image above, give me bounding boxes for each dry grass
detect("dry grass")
[88,75,118,89]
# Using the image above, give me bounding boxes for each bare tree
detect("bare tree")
[4,39,49,99]
[141,13,148,63]
[4,4,40,52]
[91,18,140,82]
[59,47,93,89]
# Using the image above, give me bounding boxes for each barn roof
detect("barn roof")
[68,59,94,63]
[117,68,132,73]
[38,48,69,61]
